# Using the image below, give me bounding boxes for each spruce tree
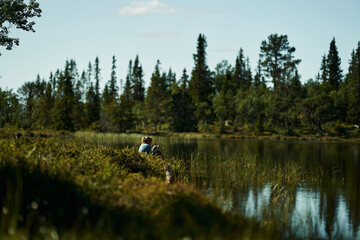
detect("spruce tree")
[109,55,118,101]
[320,54,328,86]
[232,48,246,91]
[131,55,145,102]
[84,82,96,128]
[244,57,253,90]
[100,84,110,132]
[145,60,168,132]
[0,88,20,127]
[327,38,343,91]
[93,56,101,123]
[18,81,36,128]
[169,69,196,132]
[346,42,360,124]
[52,62,74,131]
[118,76,135,132]
[188,34,213,131]
[73,79,85,130]
[38,82,53,128]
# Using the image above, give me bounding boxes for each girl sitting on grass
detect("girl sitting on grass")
[139,136,164,159]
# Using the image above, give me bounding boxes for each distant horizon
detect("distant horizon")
[1,0,360,91]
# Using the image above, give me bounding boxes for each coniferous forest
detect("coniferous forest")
[1,33,360,137]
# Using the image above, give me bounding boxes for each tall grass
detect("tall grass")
[0,135,278,239]
[187,150,343,203]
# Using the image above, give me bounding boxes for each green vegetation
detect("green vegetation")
[188,151,344,204]
[1,34,360,139]
[0,0,42,55]
[0,134,279,239]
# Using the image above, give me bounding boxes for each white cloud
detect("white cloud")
[118,1,176,15]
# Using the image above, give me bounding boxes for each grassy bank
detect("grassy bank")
[0,135,279,239]
[166,131,360,143]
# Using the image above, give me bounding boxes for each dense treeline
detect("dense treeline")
[1,33,360,136]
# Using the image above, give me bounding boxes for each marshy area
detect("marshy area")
[1,130,359,239]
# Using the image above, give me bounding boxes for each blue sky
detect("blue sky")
[1,0,360,91]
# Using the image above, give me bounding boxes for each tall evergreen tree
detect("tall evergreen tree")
[38,82,53,128]
[52,62,74,131]
[0,88,19,127]
[169,69,196,132]
[93,56,101,123]
[320,54,328,86]
[260,34,301,92]
[145,60,168,132]
[73,79,85,130]
[84,82,96,128]
[327,38,343,91]
[131,55,145,102]
[118,75,135,132]
[346,42,360,124]
[109,55,118,101]
[189,34,213,131]
[232,48,246,91]
[18,81,36,128]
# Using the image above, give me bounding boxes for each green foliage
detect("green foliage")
[145,60,170,132]
[131,55,145,102]
[0,88,19,127]
[326,38,343,91]
[0,136,277,239]
[260,34,301,92]
[2,34,360,138]
[169,69,197,132]
[52,61,74,131]
[346,42,360,124]
[0,0,41,55]
[189,34,214,130]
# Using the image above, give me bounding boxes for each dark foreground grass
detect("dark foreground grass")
[0,135,278,239]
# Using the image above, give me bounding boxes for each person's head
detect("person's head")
[142,136,152,144]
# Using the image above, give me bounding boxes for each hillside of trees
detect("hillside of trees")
[1,34,360,137]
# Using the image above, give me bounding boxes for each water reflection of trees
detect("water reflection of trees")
[186,140,360,239]
[78,134,360,238]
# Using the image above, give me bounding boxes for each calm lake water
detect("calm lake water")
[76,133,360,239]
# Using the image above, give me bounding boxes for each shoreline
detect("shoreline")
[2,128,360,144]
[163,132,360,143]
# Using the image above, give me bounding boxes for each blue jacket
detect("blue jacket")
[139,143,154,154]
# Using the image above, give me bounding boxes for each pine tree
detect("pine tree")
[327,38,343,91]
[320,55,328,86]
[52,62,74,131]
[254,59,263,88]
[18,81,36,128]
[80,70,87,102]
[84,82,96,128]
[73,79,85,130]
[38,82,53,128]
[169,69,196,132]
[0,88,20,127]
[346,42,360,124]
[260,34,301,92]
[93,56,101,123]
[118,76,135,132]
[232,48,246,91]
[100,84,110,132]
[145,60,168,132]
[131,55,145,102]
[109,55,118,101]
[244,57,253,90]
[188,34,213,131]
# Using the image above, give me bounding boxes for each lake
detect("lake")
[75,133,360,239]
